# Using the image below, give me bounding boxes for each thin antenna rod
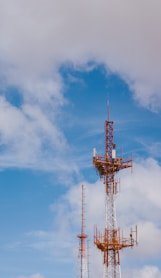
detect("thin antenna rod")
[81,184,85,235]
[107,100,110,121]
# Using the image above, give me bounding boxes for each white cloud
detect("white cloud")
[137,221,161,258]
[115,158,161,261]
[118,158,161,224]
[123,266,161,278]
[1,0,161,110]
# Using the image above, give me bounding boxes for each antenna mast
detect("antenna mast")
[77,184,89,278]
[93,114,137,278]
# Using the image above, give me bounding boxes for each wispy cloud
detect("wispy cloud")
[17,274,44,278]
[0,96,71,171]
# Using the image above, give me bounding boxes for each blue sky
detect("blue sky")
[1,1,161,278]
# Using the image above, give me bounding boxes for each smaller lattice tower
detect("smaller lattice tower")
[93,109,137,278]
[77,184,89,278]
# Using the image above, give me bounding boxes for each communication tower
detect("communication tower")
[77,184,89,278]
[93,112,137,278]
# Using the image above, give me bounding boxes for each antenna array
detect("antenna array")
[93,116,137,278]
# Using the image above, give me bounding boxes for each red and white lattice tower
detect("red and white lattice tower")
[77,184,89,278]
[93,112,137,278]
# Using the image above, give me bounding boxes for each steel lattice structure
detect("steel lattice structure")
[93,117,137,278]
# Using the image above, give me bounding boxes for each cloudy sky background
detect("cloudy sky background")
[0,0,161,277]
